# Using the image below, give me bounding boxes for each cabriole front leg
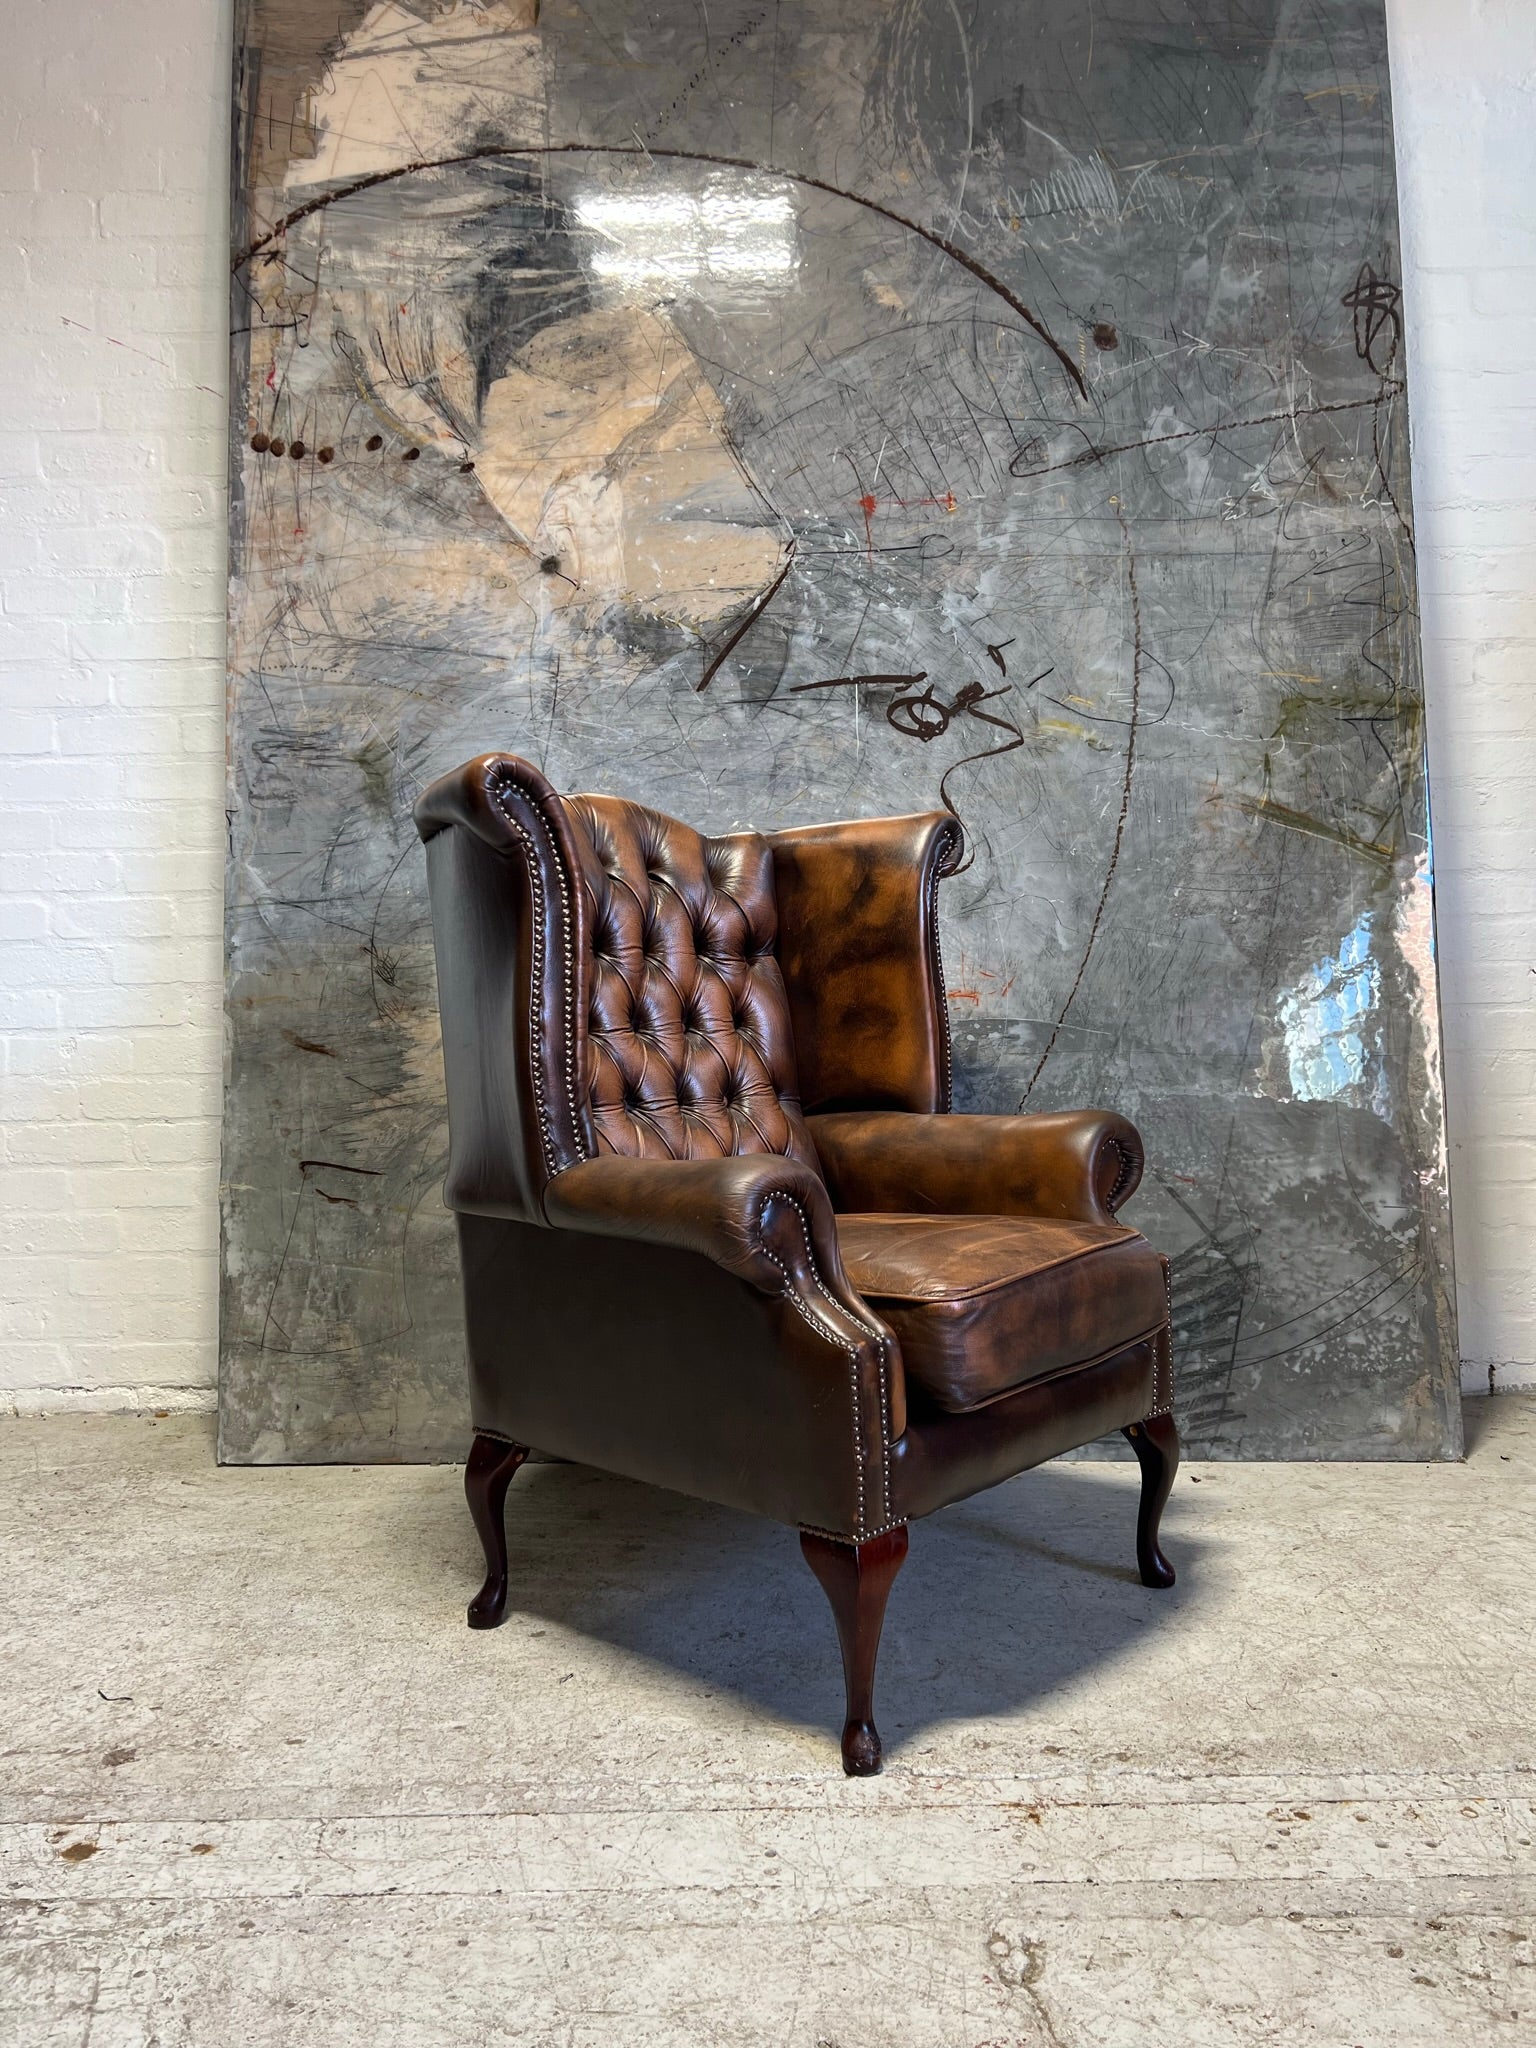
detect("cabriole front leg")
[463,1433,529,1629]
[799,1524,909,1776]
[1122,1413,1179,1589]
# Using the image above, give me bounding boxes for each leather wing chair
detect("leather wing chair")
[415,751,1179,1775]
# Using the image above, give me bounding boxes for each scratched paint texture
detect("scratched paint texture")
[221,0,1458,1461]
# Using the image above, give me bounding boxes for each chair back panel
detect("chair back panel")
[563,792,819,1169]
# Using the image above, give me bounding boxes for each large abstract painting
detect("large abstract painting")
[222,0,1458,1461]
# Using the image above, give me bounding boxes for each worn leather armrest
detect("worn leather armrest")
[543,1153,903,1439]
[544,1153,864,1302]
[808,1110,1145,1225]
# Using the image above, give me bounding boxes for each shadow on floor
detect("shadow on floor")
[369,1451,1205,1760]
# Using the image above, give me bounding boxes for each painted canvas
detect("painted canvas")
[222,0,1457,1461]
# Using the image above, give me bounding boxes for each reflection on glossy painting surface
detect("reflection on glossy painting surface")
[222,0,1457,1460]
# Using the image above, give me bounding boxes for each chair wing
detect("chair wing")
[767,812,964,1115]
[415,751,596,1223]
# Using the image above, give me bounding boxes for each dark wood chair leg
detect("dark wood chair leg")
[464,1433,529,1629]
[799,1523,909,1776]
[1122,1414,1179,1589]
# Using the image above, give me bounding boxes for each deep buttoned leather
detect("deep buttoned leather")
[837,1212,1167,1415]
[562,793,817,1169]
[413,753,821,1218]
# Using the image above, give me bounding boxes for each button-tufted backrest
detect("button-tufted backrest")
[562,792,820,1170]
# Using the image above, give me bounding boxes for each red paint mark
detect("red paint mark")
[265,362,276,390]
[866,490,959,512]
[947,988,981,1004]
[853,488,959,557]
[998,974,1016,998]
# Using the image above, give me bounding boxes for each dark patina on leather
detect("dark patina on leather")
[768,813,962,1116]
[416,751,1174,1540]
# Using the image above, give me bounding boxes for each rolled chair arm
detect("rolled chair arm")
[544,1152,906,1450]
[808,1110,1145,1226]
[544,1153,874,1316]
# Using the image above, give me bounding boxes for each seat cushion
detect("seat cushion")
[837,1213,1167,1416]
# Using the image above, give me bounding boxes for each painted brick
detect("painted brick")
[4,1121,138,1166]
[0,0,230,1403]
[1398,0,1536,1397]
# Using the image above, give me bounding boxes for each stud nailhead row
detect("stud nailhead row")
[491,770,588,1178]
[930,822,960,1109]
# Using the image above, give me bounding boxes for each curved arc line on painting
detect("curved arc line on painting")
[231,140,1089,403]
[1018,497,1144,1106]
[1008,386,1403,482]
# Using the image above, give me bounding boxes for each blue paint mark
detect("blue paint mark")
[1422,800,1436,960]
[1279,912,1381,1102]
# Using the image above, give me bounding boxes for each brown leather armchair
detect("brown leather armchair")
[416,751,1179,1775]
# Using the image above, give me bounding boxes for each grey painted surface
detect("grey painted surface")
[221,0,1456,1461]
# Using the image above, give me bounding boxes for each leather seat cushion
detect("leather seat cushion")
[836,1213,1167,1416]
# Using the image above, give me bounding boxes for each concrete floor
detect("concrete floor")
[2,1402,1533,2048]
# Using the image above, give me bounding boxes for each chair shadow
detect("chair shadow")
[371,1450,1205,1762]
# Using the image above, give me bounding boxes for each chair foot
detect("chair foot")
[799,1524,909,1776]
[464,1433,529,1629]
[1122,1414,1179,1588]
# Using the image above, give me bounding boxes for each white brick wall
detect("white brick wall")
[1388,0,1536,1390]
[1,0,1531,1413]
[0,0,230,1414]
